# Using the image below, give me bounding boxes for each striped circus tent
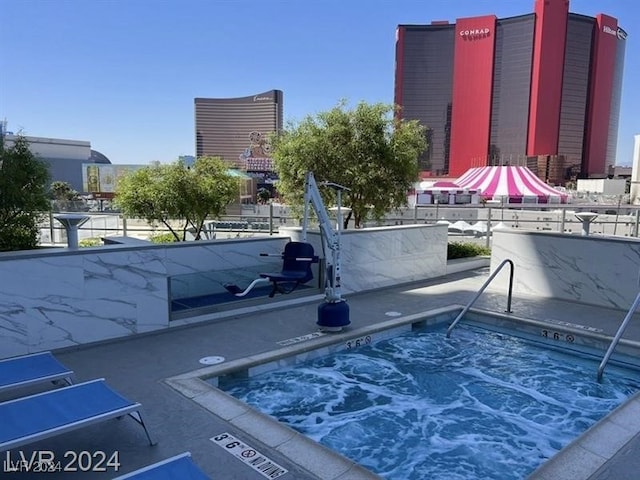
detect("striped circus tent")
[455,166,569,204]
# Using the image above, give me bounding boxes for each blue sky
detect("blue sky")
[2,0,639,166]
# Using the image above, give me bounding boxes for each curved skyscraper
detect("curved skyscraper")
[194,90,283,170]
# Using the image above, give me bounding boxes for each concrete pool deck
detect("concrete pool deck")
[3,266,640,479]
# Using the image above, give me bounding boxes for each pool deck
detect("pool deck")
[4,266,640,479]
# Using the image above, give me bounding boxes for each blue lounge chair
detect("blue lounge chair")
[0,378,155,451]
[0,351,73,394]
[113,452,210,479]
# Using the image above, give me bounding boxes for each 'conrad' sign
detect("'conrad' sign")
[459,28,490,38]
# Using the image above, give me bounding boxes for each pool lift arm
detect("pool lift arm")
[223,171,351,331]
[303,171,351,331]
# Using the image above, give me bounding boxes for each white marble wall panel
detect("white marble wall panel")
[28,296,139,349]
[280,224,448,293]
[2,257,85,297]
[0,229,446,358]
[0,238,290,358]
[0,249,171,356]
[490,229,640,310]
[83,249,167,297]
[0,255,84,356]
[162,238,287,277]
[0,314,28,359]
[136,292,171,333]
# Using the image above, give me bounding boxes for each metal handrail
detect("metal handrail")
[446,259,514,338]
[597,291,640,382]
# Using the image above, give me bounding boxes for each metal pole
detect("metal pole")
[597,291,640,381]
[447,258,514,337]
[67,225,80,249]
[269,202,274,236]
[560,208,566,234]
[613,196,621,236]
[122,215,128,237]
[635,209,640,238]
[302,172,311,242]
[485,207,492,249]
[49,210,55,245]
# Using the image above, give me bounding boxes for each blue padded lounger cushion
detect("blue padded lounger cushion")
[0,352,72,392]
[0,379,136,448]
[113,452,211,480]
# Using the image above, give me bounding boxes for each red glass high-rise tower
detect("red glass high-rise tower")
[394,0,627,183]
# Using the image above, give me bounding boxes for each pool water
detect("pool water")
[220,324,640,480]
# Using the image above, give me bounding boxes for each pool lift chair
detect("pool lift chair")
[224,171,351,332]
[224,241,319,298]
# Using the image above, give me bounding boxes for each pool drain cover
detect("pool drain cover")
[199,356,225,365]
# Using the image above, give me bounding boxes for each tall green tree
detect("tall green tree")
[50,181,79,201]
[114,156,238,241]
[0,135,51,251]
[272,101,426,228]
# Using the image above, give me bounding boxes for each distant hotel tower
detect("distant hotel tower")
[195,90,283,169]
[394,0,627,183]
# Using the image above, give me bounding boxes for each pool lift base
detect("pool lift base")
[317,300,350,332]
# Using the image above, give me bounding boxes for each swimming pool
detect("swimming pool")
[217,320,640,480]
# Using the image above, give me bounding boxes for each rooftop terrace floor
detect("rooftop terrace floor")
[3,266,640,479]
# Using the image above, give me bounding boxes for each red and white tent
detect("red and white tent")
[455,166,569,204]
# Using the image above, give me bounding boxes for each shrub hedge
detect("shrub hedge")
[79,237,102,247]
[149,233,177,244]
[447,241,491,259]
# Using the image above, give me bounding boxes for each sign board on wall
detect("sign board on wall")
[82,164,145,195]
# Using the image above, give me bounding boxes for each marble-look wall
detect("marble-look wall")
[280,224,448,294]
[0,238,289,358]
[490,229,640,310]
[0,225,449,359]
